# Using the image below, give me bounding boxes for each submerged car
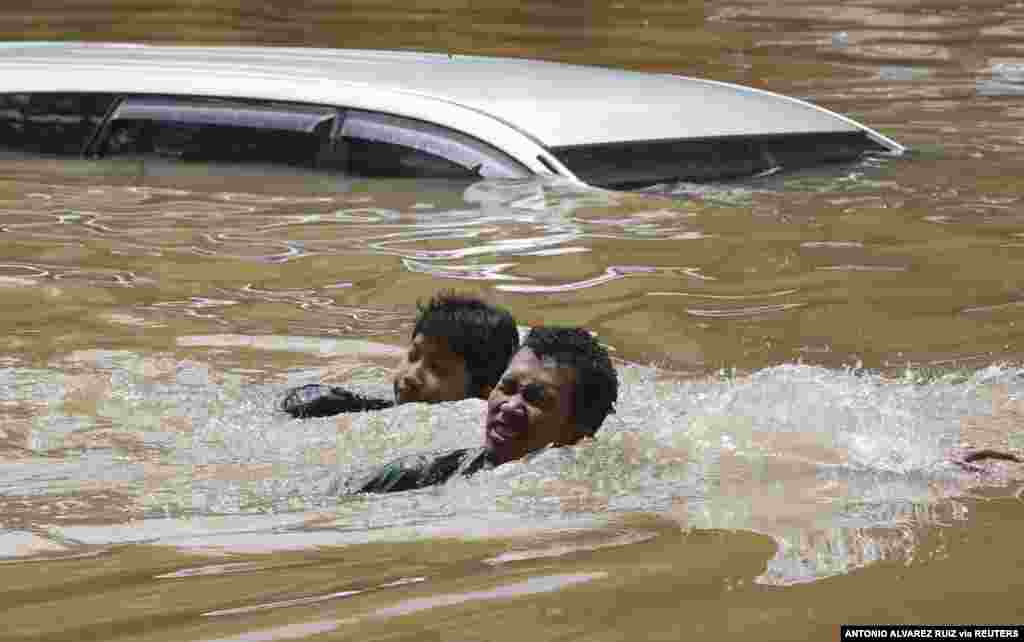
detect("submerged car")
[0,42,904,190]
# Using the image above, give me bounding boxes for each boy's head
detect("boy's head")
[393,292,519,404]
[484,326,619,465]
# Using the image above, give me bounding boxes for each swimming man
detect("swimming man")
[339,326,619,493]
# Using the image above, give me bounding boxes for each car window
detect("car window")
[96,96,337,168]
[0,93,116,156]
[339,110,529,180]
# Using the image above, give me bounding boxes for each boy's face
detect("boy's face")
[393,334,471,404]
[484,348,579,465]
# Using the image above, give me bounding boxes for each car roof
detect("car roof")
[0,42,902,155]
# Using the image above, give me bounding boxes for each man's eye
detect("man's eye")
[522,383,546,404]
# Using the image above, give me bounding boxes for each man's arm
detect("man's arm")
[280,384,394,418]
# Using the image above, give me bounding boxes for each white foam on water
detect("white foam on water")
[8,355,1024,584]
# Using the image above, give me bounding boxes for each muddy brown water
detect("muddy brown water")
[2,2,1024,640]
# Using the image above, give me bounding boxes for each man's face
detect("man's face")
[484,348,579,465]
[393,334,471,404]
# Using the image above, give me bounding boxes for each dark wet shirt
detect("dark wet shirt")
[345,447,496,494]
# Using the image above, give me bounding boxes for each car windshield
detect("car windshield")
[550,131,891,189]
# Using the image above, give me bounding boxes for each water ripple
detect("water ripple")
[496,265,660,293]
[685,302,807,319]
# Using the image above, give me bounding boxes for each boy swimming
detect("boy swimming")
[281,292,520,417]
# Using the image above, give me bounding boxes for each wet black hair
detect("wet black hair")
[520,326,618,435]
[412,292,520,396]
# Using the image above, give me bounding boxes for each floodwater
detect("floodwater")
[2,1,1024,640]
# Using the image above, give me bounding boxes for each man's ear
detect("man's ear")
[477,384,493,400]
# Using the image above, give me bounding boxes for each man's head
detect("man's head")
[393,292,519,404]
[484,326,618,465]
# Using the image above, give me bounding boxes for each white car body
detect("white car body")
[0,42,904,188]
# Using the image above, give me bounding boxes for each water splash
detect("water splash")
[7,351,1020,583]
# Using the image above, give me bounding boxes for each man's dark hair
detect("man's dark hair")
[412,292,520,396]
[521,326,618,435]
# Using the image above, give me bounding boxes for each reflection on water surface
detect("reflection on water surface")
[7,153,1024,372]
